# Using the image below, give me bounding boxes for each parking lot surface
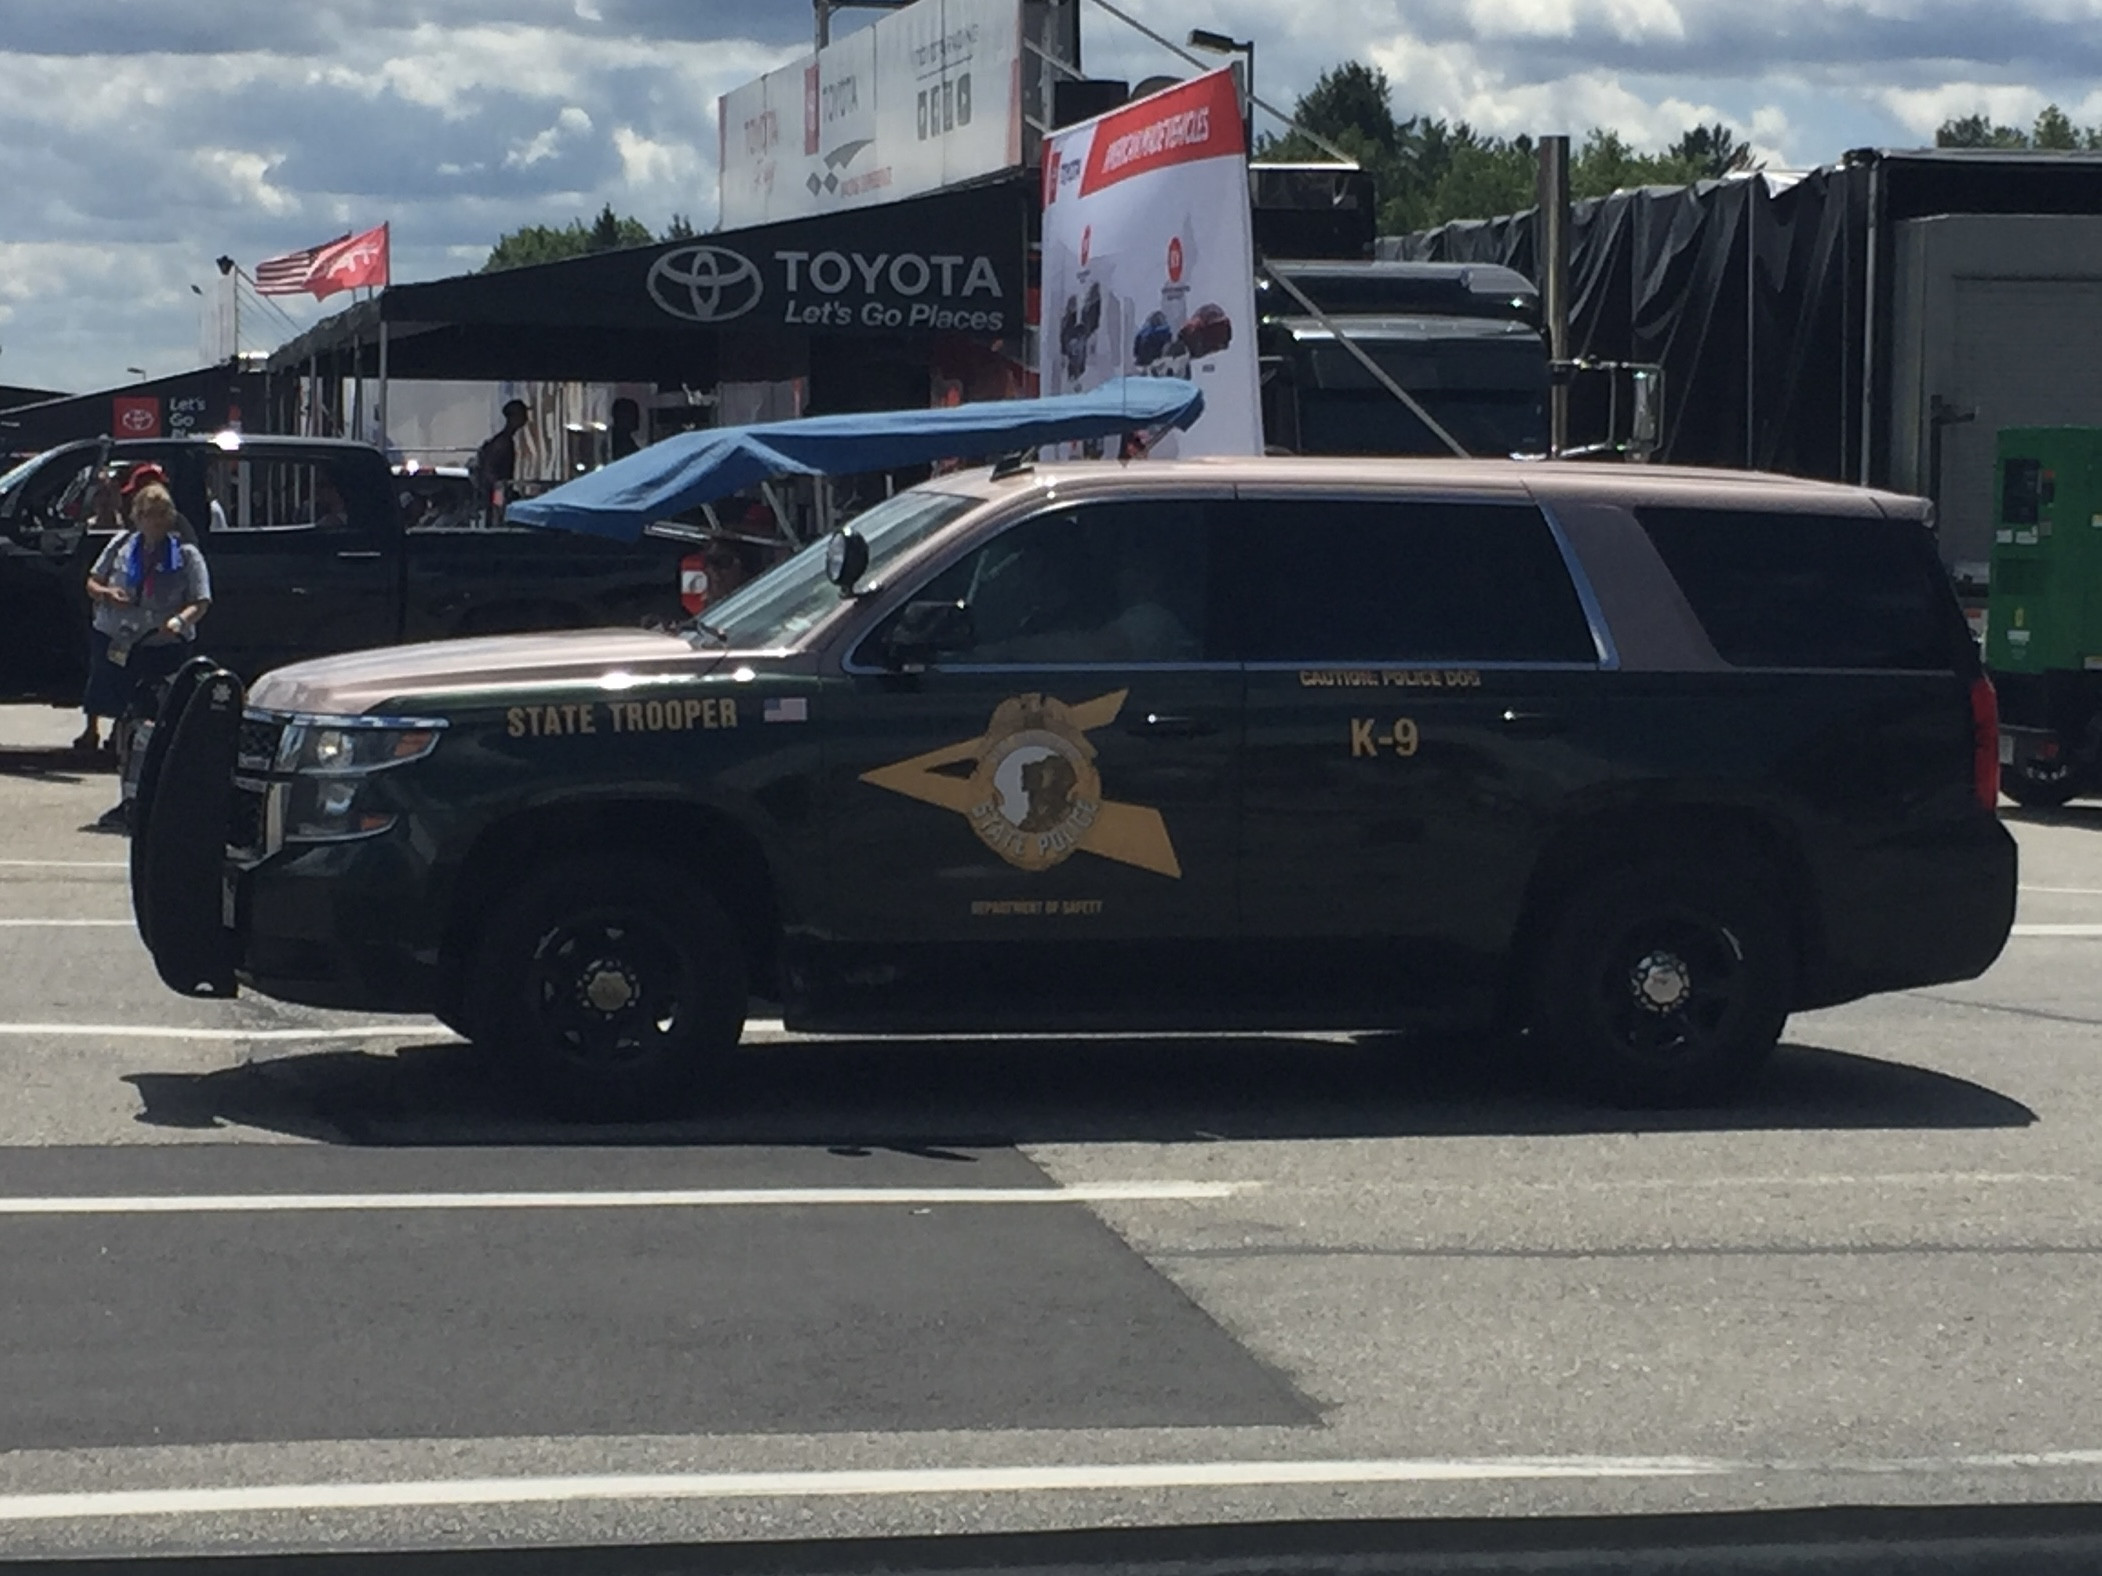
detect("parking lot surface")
[3,706,2101,1556]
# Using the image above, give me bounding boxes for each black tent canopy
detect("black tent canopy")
[262,179,1032,432]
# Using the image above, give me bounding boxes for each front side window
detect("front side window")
[694,487,980,650]
[1232,497,1598,664]
[878,499,1212,666]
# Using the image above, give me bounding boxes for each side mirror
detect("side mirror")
[825,529,869,593]
[883,598,975,666]
[1628,366,1662,460]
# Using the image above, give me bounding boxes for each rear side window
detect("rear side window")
[1635,507,1969,671]
[1230,498,1598,664]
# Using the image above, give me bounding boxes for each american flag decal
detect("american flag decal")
[763,696,809,724]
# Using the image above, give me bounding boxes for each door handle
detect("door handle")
[1125,713,1217,739]
[335,549,382,561]
[1500,709,1567,738]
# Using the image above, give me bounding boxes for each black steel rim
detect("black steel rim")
[1590,909,1748,1066]
[527,907,694,1069]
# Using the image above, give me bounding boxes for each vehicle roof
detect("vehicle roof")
[925,457,1920,513]
[106,435,379,454]
[1275,315,1545,343]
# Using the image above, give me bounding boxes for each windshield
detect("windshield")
[689,485,980,648]
[0,451,46,499]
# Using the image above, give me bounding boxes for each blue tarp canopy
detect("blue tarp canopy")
[505,377,1204,541]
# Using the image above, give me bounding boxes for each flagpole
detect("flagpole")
[373,225,392,459]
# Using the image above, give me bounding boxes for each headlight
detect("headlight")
[284,776,395,843]
[274,715,445,776]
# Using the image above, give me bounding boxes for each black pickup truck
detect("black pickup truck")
[0,435,703,703]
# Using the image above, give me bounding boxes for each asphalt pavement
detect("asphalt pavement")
[4,704,2102,1557]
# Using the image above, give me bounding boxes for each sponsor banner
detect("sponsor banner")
[644,184,1021,336]
[368,183,1026,338]
[1037,69,1261,458]
[720,0,1021,229]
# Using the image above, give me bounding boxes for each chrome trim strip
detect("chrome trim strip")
[839,657,1239,676]
[249,710,453,731]
[1534,498,1621,671]
[1245,660,1601,675]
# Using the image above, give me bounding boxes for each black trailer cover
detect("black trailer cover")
[1386,150,2102,483]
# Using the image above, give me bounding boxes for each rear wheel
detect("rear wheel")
[1531,861,1792,1108]
[467,856,746,1120]
[2002,759,2083,809]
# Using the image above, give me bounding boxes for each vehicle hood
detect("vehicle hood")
[246,628,717,714]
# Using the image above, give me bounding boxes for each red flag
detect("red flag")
[254,224,389,299]
[308,224,389,298]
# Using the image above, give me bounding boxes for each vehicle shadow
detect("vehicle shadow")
[122,1031,2037,1147]
[0,747,103,781]
[2002,800,2102,831]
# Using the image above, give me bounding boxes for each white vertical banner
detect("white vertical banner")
[198,271,237,365]
[717,0,1022,230]
[1037,68,1261,458]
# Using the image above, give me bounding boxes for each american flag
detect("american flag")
[254,234,350,295]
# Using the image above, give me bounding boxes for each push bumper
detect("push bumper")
[225,840,444,1013]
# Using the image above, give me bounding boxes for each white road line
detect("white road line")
[0,1019,792,1041]
[0,1458,1726,1522]
[2023,885,2102,895]
[2011,924,2102,937]
[1386,1172,2072,1191]
[0,1181,1248,1217]
[0,1023,452,1042]
[13,1449,2102,1523]
[0,918,130,927]
[0,860,127,869]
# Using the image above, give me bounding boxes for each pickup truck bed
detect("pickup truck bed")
[0,435,702,703]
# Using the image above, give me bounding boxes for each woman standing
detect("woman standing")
[82,480,212,826]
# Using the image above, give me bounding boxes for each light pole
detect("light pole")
[1187,28,1254,150]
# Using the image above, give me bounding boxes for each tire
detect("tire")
[466,856,746,1120]
[2002,761,2083,809]
[1531,861,1793,1108]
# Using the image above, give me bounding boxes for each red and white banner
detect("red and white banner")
[1038,69,1260,458]
[255,224,390,299]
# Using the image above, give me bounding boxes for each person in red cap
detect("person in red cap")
[72,464,176,751]
[77,474,212,807]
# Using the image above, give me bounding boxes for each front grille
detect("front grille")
[236,715,283,772]
[226,782,267,858]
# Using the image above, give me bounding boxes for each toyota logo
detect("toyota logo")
[647,245,763,323]
[119,407,156,433]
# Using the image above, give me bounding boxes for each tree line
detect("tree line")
[1933,105,2102,149]
[482,72,2102,262]
[483,203,697,271]
[1260,62,1754,236]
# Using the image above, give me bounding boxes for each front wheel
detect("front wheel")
[467,856,746,1120]
[1531,862,1793,1108]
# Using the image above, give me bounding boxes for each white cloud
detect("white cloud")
[1876,81,2048,137]
[505,104,595,167]
[613,126,709,201]
[4,0,2101,391]
[189,148,300,215]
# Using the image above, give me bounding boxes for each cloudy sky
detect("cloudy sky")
[0,0,2090,396]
